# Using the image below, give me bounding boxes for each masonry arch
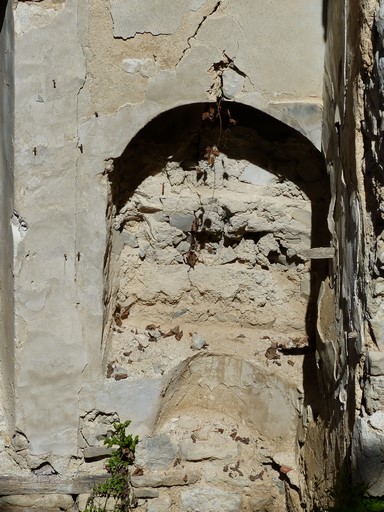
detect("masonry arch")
[101,101,330,384]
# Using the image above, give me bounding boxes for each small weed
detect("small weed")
[85,420,139,512]
[321,475,384,512]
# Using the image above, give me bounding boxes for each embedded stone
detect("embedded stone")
[83,446,112,461]
[222,69,244,100]
[169,213,195,232]
[369,305,384,349]
[121,231,139,248]
[366,351,384,376]
[364,376,384,413]
[180,487,241,512]
[122,58,156,78]
[0,494,74,510]
[218,246,237,265]
[131,469,201,488]
[147,496,172,512]
[353,412,384,496]
[134,488,160,499]
[239,164,276,185]
[179,438,239,461]
[190,333,206,350]
[135,434,177,469]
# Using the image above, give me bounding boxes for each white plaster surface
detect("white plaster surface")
[110,0,209,38]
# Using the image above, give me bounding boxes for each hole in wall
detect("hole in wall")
[102,102,329,381]
[99,100,330,506]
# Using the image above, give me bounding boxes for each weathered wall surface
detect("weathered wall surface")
[351,0,384,497]
[309,0,384,506]
[0,0,15,457]
[301,0,367,507]
[0,0,341,511]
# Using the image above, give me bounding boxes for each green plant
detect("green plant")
[85,420,139,512]
[323,478,384,512]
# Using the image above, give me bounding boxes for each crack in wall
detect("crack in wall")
[177,1,221,66]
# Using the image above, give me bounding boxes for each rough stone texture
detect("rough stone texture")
[366,351,384,376]
[179,438,239,461]
[131,469,201,488]
[135,434,178,469]
[0,493,75,511]
[180,487,241,512]
[353,412,384,496]
[146,496,172,512]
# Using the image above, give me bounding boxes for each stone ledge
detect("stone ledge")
[131,469,201,488]
[0,476,107,496]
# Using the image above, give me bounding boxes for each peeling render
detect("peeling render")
[110,0,210,39]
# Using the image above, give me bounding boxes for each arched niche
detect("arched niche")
[101,101,330,381]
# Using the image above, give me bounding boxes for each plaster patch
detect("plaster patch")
[14,2,64,35]
[110,0,209,39]
[122,58,157,78]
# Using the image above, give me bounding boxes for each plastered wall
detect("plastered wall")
[0,0,15,450]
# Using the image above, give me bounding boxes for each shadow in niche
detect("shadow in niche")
[322,0,329,41]
[108,101,330,418]
[0,0,8,33]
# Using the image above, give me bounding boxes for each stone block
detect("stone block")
[135,434,177,469]
[179,438,239,461]
[222,69,244,100]
[353,412,384,496]
[0,494,74,511]
[239,164,276,185]
[369,304,384,349]
[131,469,201,488]
[121,231,139,248]
[169,213,195,232]
[134,488,160,499]
[77,494,90,511]
[147,495,172,512]
[366,351,384,376]
[364,376,384,413]
[83,446,112,461]
[180,487,241,512]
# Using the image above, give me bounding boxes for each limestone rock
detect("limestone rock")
[0,494,74,510]
[132,469,201,488]
[169,213,195,232]
[369,304,384,349]
[179,438,239,461]
[353,412,384,496]
[134,488,160,499]
[364,376,384,413]
[366,351,384,376]
[135,434,177,469]
[83,446,112,461]
[239,164,276,186]
[147,496,172,512]
[190,333,207,350]
[222,69,244,100]
[180,487,241,512]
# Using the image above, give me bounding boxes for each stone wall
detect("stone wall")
[351,0,384,497]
